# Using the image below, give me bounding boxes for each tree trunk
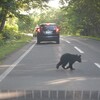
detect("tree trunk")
[0,9,8,32]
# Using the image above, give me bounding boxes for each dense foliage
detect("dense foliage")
[0,0,49,43]
[0,0,49,31]
[59,0,100,37]
[0,0,100,44]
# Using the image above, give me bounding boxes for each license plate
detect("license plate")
[45,31,52,34]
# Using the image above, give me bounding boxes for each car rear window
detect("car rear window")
[40,25,56,31]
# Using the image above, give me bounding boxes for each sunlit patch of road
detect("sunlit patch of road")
[45,77,86,85]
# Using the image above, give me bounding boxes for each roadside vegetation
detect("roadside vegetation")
[0,0,48,61]
[32,0,100,38]
[59,0,100,37]
[0,35,32,60]
[0,0,100,61]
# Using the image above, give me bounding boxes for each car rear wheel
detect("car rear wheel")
[37,38,41,44]
[56,39,60,44]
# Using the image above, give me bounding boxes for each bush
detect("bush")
[2,24,19,40]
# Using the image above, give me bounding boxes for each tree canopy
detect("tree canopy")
[0,0,49,32]
[59,0,100,37]
[0,0,100,38]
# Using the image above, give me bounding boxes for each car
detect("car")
[36,23,60,44]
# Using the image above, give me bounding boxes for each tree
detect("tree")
[0,0,49,32]
[59,0,100,37]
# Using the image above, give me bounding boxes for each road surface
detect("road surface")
[0,36,100,99]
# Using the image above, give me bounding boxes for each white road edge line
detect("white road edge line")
[74,46,84,54]
[0,41,36,82]
[94,63,100,68]
[60,38,71,43]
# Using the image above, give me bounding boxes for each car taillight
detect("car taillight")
[56,27,59,33]
[36,28,40,33]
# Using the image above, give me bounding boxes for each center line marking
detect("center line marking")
[94,63,100,68]
[0,41,36,82]
[74,46,84,53]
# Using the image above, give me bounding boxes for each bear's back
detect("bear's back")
[61,53,76,61]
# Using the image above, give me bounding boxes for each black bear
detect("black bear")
[56,53,81,70]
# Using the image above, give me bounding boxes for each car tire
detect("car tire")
[37,37,41,44]
[56,39,60,44]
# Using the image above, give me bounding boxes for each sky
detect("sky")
[48,0,60,8]
[21,0,60,14]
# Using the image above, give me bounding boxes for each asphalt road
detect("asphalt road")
[0,36,100,91]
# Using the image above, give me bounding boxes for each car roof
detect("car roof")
[40,23,56,26]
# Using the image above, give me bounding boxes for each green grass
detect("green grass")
[79,35,100,40]
[0,36,33,62]
[61,33,100,41]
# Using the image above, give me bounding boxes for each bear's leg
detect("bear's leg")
[69,63,75,70]
[62,62,68,69]
[65,62,71,69]
[56,61,62,69]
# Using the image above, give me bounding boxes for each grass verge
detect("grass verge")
[62,34,100,41]
[79,35,100,40]
[0,35,33,62]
